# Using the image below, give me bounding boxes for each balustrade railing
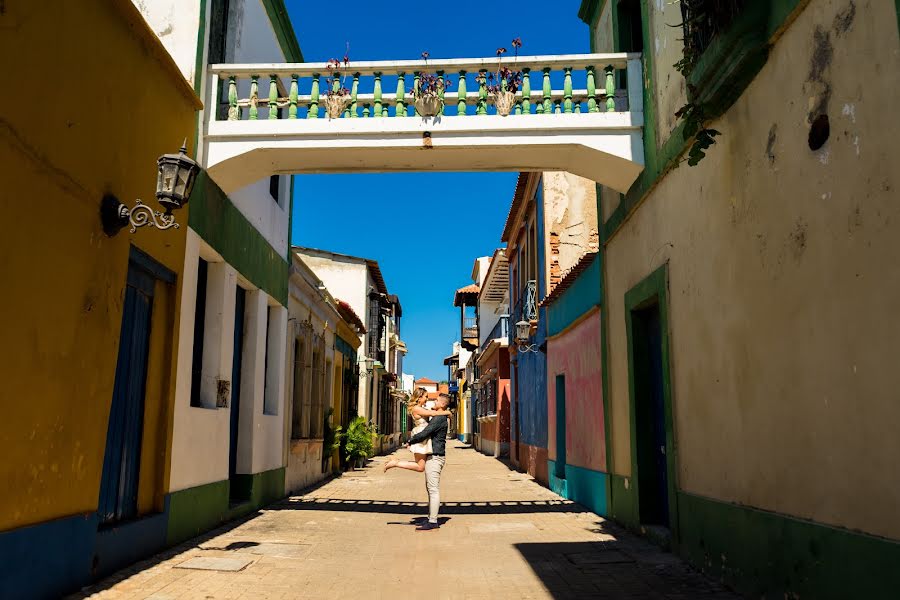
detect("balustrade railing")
[208,53,642,122]
[481,315,509,354]
[463,316,478,340]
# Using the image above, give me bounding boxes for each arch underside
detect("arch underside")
[204,113,645,194]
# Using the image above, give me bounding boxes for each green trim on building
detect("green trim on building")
[608,473,639,528]
[190,172,289,305]
[192,0,209,94]
[602,0,808,243]
[577,0,607,26]
[677,491,900,599]
[623,264,679,541]
[166,468,286,545]
[596,188,614,532]
[260,0,303,62]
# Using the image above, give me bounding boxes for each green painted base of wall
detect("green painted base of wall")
[609,473,639,530]
[166,468,286,545]
[548,460,608,516]
[677,491,900,600]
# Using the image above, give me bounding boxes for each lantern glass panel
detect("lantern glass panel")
[515,320,530,342]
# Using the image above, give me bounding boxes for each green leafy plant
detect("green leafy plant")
[321,408,342,472]
[343,416,374,469]
[675,93,721,166]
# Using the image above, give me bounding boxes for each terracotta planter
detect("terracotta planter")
[414,95,442,117]
[324,94,350,119]
[493,90,516,116]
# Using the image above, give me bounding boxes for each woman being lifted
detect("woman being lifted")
[383,387,451,473]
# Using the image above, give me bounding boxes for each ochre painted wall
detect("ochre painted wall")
[0,0,199,531]
[603,0,900,540]
[547,309,606,472]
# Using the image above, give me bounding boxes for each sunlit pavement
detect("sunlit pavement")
[72,441,740,600]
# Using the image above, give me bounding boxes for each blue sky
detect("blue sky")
[285,1,590,380]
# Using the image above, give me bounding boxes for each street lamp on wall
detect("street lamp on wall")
[358,357,376,378]
[101,142,200,237]
[515,319,540,353]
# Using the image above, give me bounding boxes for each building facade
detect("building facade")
[579,0,900,596]
[473,250,512,457]
[294,247,407,453]
[133,0,303,547]
[284,254,362,492]
[0,2,201,596]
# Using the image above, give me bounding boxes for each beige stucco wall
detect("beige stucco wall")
[590,0,615,53]
[543,172,599,283]
[604,0,900,540]
[648,0,688,143]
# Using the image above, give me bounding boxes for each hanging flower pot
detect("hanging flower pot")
[493,90,516,117]
[411,53,451,118]
[324,93,350,119]
[414,95,443,117]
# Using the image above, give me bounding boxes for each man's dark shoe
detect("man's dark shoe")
[415,521,440,531]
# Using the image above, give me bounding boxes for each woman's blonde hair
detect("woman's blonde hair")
[406,387,427,416]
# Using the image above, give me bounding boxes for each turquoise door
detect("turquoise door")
[555,375,566,479]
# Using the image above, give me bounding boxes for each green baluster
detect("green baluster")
[363,103,371,118]
[514,100,522,115]
[605,65,616,112]
[373,72,382,118]
[542,68,552,114]
[350,72,359,117]
[228,75,239,120]
[457,70,467,115]
[437,70,445,115]
[268,75,278,119]
[249,75,259,120]
[575,103,582,113]
[397,73,407,117]
[586,66,598,113]
[308,73,320,118]
[555,100,562,114]
[289,74,298,119]
[477,69,488,115]
[563,67,573,113]
[521,68,531,114]
[382,103,389,118]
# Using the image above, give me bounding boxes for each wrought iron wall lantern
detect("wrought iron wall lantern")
[358,357,376,378]
[101,142,200,237]
[515,319,541,353]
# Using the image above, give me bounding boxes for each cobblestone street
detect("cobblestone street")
[74,442,739,600]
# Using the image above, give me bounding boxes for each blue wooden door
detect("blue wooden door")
[229,286,246,494]
[98,262,154,525]
[555,375,566,479]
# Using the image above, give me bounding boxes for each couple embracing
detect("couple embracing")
[383,387,453,531]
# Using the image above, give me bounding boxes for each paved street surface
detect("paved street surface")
[73,442,740,600]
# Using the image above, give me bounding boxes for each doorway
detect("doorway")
[98,248,172,526]
[229,285,248,503]
[625,265,676,536]
[555,375,566,480]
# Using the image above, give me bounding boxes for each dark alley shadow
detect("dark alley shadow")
[514,540,741,600]
[270,497,588,516]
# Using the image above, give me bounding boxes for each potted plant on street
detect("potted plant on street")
[321,407,342,473]
[480,38,524,117]
[343,416,374,469]
[323,53,351,119]
[412,52,452,117]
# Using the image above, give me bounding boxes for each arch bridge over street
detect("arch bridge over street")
[200,52,645,194]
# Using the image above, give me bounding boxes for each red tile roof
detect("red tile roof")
[335,299,366,333]
[540,251,599,308]
[453,283,481,307]
[415,377,437,385]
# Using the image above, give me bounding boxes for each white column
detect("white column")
[238,289,268,473]
[200,262,237,409]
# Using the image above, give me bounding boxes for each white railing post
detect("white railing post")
[626,56,643,114]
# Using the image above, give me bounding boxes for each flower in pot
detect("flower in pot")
[481,39,524,117]
[412,52,452,117]
[323,54,351,119]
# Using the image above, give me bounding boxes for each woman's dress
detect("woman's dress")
[408,401,434,455]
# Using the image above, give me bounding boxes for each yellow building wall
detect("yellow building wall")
[0,0,200,531]
[603,0,900,540]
